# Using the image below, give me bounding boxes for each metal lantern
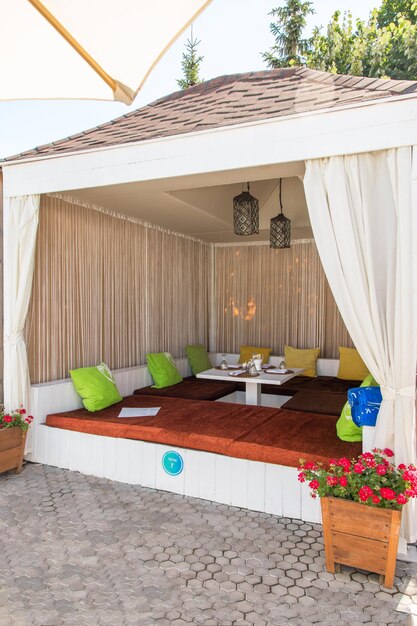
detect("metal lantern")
[270,178,291,248]
[233,182,259,236]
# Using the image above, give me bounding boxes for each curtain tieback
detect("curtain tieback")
[380,385,416,400]
[5,332,24,346]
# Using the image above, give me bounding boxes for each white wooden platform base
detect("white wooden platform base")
[32,424,322,524]
[25,355,379,530]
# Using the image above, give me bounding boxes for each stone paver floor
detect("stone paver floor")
[0,463,416,626]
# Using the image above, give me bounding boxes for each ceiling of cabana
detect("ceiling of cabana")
[66,160,312,243]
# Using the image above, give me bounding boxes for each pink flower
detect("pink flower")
[376,464,387,476]
[383,448,394,458]
[380,487,396,500]
[309,479,320,490]
[353,463,366,474]
[339,476,348,487]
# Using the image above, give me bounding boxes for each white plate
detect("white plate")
[266,368,290,374]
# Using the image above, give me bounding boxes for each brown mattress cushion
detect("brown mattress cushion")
[281,390,347,416]
[134,376,238,401]
[229,410,362,467]
[302,376,360,394]
[45,395,361,468]
[46,395,275,456]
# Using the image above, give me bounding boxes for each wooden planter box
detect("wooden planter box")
[0,428,27,474]
[321,496,401,588]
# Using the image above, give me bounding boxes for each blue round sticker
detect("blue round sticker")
[162,451,184,476]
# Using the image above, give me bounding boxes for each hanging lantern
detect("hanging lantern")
[270,178,291,248]
[233,182,259,235]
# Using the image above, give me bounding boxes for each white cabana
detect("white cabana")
[2,68,417,541]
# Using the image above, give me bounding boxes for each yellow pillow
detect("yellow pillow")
[337,347,369,381]
[239,345,271,365]
[284,345,320,378]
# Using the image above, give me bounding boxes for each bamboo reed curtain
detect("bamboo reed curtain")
[214,242,352,358]
[25,196,211,383]
[25,197,351,384]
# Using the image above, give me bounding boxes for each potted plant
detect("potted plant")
[298,449,417,588]
[0,406,33,475]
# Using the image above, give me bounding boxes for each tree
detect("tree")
[177,28,204,90]
[262,0,315,68]
[306,3,417,80]
[377,0,416,26]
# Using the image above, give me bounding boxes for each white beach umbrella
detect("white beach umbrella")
[1,0,212,105]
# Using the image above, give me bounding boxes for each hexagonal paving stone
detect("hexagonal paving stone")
[0,463,415,626]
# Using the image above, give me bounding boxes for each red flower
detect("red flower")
[309,479,320,490]
[337,458,351,472]
[383,448,394,458]
[376,464,387,476]
[353,463,366,474]
[362,452,374,460]
[398,464,406,471]
[380,487,396,500]
[372,495,381,504]
[3,415,12,423]
[396,494,408,505]
[303,461,317,470]
[359,486,372,502]
[19,408,26,415]
[326,476,339,486]
[329,458,337,466]
[366,458,376,468]
[339,476,348,487]
[297,472,306,483]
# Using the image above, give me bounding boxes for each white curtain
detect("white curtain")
[4,195,40,411]
[303,148,417,543]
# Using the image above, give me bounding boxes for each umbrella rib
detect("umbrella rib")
[27,0,117,93]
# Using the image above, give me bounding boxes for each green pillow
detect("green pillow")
[146,352,183,389]
[185,344,212,375]
[336,374,378,442]
[70,362,122,412]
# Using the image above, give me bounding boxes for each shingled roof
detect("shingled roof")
[4,67,417,162]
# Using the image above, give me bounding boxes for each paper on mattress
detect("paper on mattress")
[118,407,161,418]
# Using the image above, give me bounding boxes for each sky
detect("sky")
[0,0,377,159]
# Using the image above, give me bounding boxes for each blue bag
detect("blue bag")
[347,386,382,427]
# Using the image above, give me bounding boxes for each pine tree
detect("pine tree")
[177,27,204,90]
[262,0,315,68]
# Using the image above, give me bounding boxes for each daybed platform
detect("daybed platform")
[45,395,361,468]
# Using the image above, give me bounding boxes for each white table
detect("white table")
[196,367,304,406]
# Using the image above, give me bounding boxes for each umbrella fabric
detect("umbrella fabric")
[2,0,212,104]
